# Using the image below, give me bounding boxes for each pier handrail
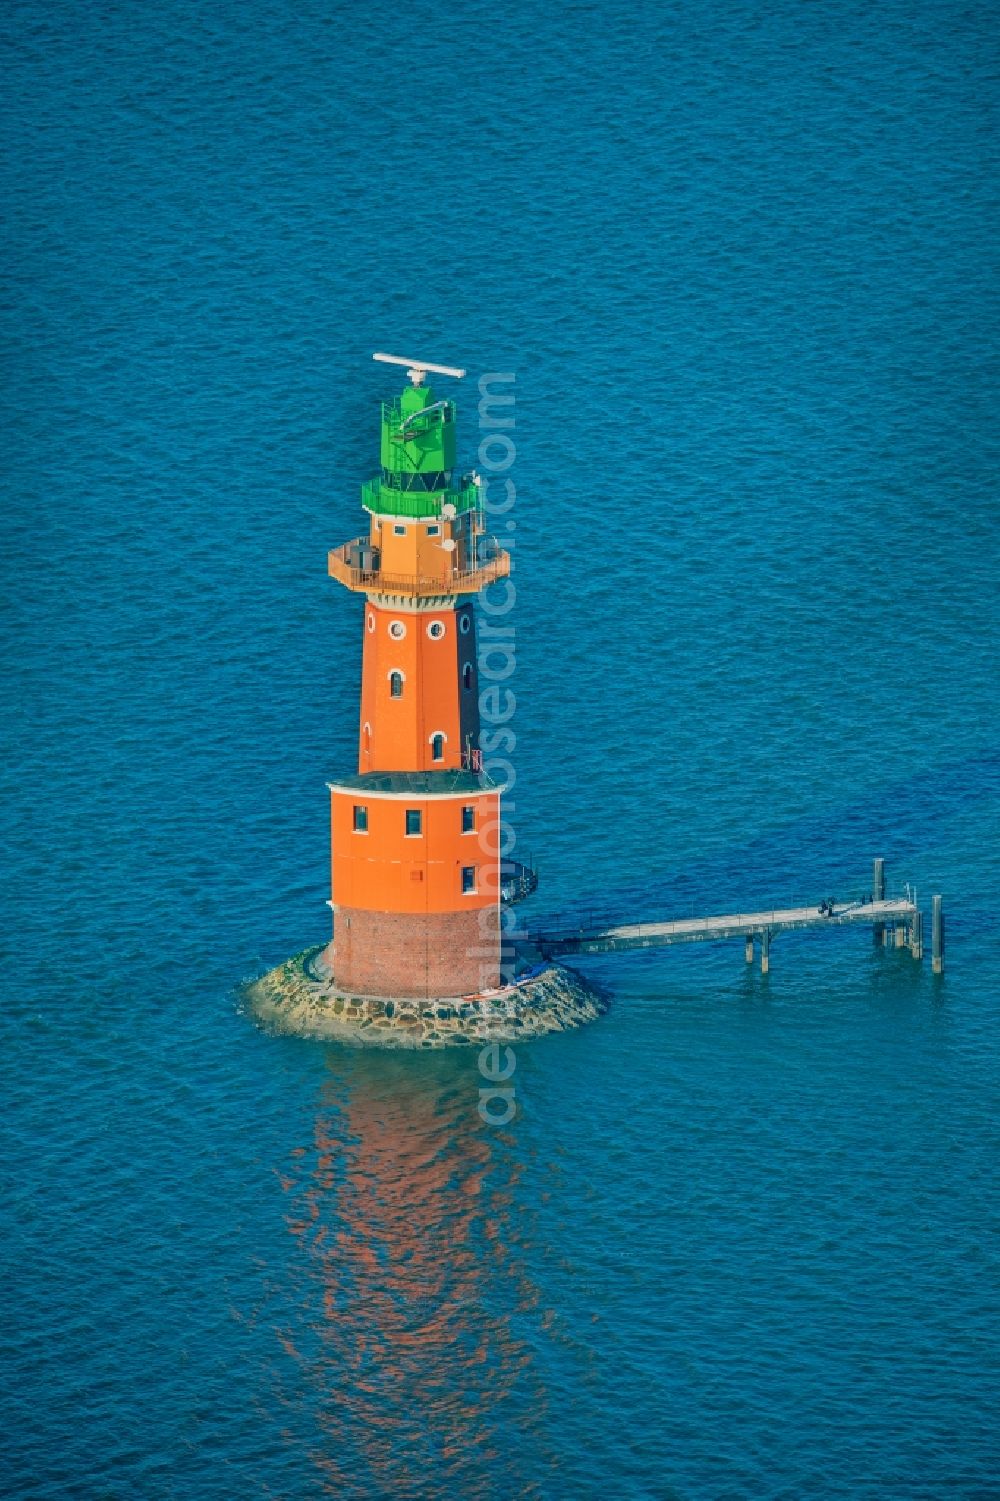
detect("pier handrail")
[526,895,919,948]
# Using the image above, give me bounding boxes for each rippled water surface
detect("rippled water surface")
[3,0,999,1496]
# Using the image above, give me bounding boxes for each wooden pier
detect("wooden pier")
[528,862,942,974]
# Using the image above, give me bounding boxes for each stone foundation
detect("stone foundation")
[242,946,606,1047]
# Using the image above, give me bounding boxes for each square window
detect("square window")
[461,865,477,894]
[427,524,440,536]
[353,805,368,832]
[462,805,475,833]
[393,524,406,536]
[405,809,422,837]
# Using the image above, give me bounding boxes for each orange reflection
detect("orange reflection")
[276,1052,552,1497]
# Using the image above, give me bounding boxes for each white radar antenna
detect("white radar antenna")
[372,352,466,386]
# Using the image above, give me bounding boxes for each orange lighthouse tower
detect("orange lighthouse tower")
[323,355,511,999]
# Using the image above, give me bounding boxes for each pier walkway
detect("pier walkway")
[529,887,936,972]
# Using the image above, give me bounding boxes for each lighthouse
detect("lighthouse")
[323,356,512,1000]
[246,361,926,1046]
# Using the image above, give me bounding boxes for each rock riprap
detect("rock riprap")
[243,947,606,1047]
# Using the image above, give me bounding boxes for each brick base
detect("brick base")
[328,905,501,999]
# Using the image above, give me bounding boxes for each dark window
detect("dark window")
[406,809,422,837]
[431,734,444,762]
[462,662,473,690]
[390,671,403,698]
[427,524,440,536]
[353,805,368,832]
[462,865,476,893]
[462,805,475,833]
[393,524,406,536]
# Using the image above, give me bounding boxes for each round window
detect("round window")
[388,620,406,640]
[427,620,446,640]
[459,614,472,635]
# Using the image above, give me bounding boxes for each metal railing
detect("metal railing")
[382,397,454,437]
[328,539,511,597]
[500,859,539,905]
[361,477,478,519]
[526,894,918,949]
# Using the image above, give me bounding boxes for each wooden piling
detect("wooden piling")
[895,923,907,948]
[745,935,754,964]
[910,909,923,960]
[932,895,944,974]
[761,928,770,974]
[873,857,886,946]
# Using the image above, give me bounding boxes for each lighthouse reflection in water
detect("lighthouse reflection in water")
[270,1053,557,1496]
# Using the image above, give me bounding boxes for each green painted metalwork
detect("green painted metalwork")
[363,378,477,517]
[379,382,457,479]
[361,477,478,519]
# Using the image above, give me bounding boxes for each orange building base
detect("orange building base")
[327,906,501,999]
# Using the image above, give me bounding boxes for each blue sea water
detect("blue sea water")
[2,0,999,1495]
